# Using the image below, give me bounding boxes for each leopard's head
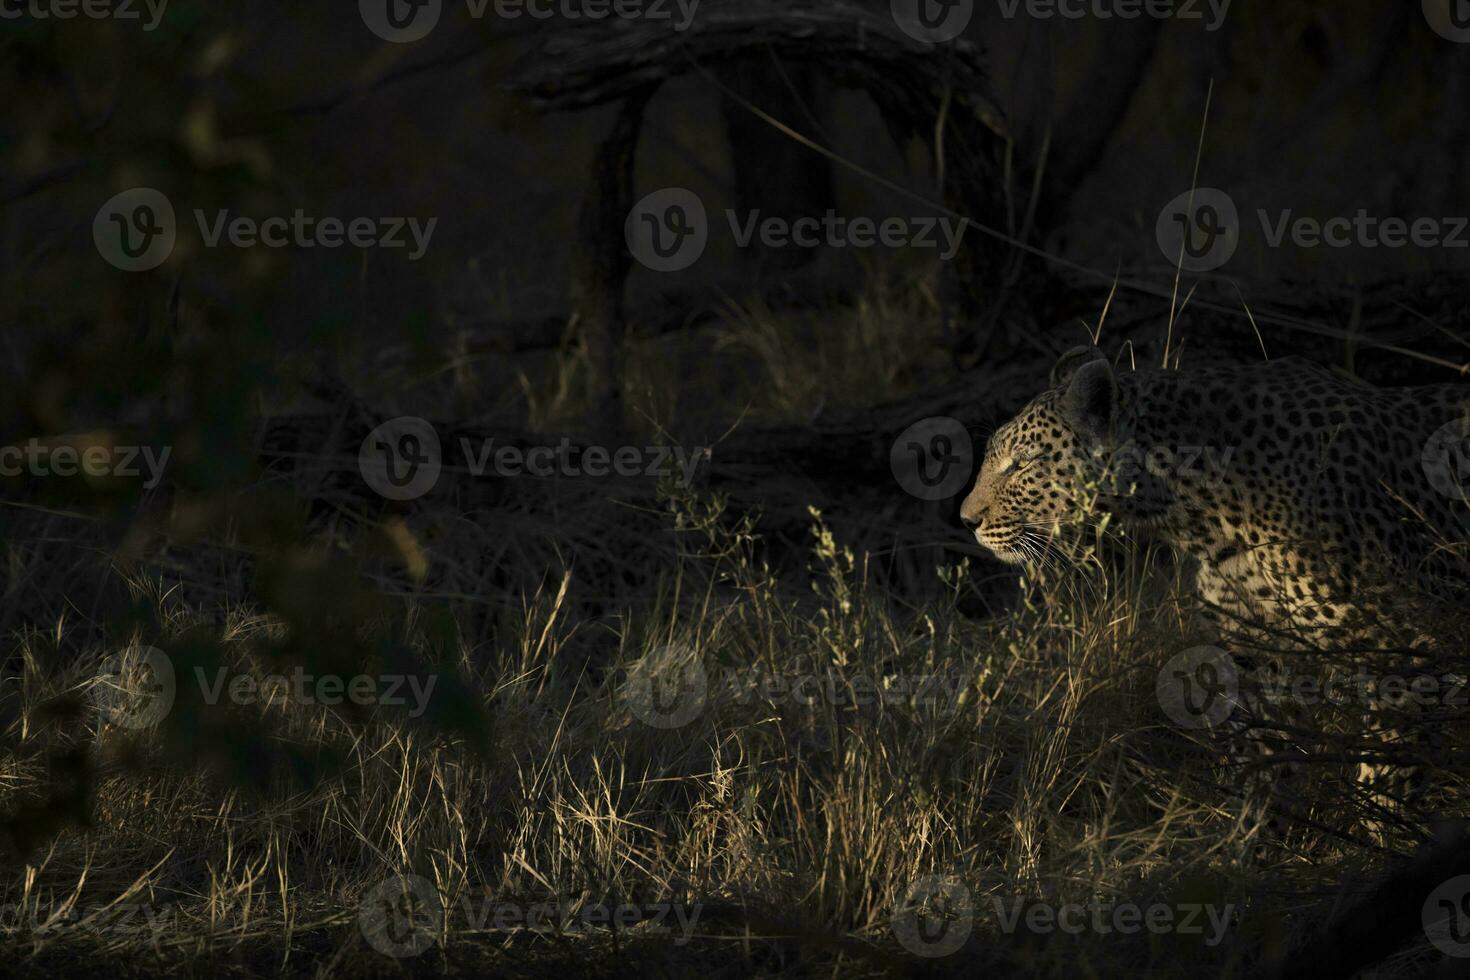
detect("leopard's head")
[959,347,1122,565]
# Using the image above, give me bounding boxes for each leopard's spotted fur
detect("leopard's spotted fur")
[959,346,1470,841]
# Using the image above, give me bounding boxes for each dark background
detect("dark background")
[4,2,1470,976]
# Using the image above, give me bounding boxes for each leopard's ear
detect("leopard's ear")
[1059,356,1117,439]
[1049,346,1107,389]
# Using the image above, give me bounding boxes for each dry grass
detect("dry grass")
[4,475,1466,978]
[4,280,1469,978]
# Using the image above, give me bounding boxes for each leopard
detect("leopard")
[958,345,1470,844]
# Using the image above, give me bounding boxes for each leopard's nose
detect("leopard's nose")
[961,506,989,532]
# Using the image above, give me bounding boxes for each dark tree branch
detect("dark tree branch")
[569,84,659,436]
[1043,18,1164,217]
[1272,822,1470,979]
